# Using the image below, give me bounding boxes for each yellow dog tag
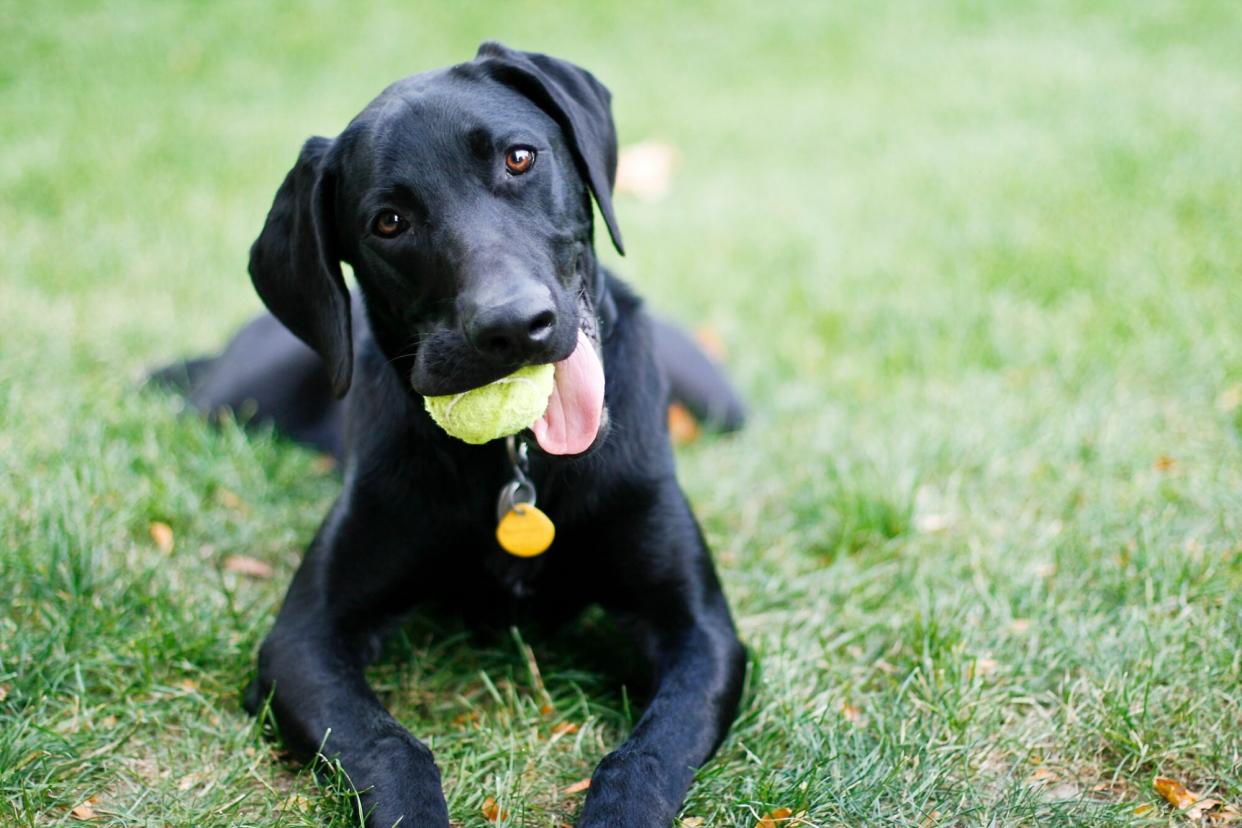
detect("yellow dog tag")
[496,503,555,557]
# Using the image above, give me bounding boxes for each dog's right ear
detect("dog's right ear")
[249,136,352,398]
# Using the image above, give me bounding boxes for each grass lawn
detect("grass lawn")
[3,1,1241,825]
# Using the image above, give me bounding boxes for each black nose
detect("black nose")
[466,295,557,363]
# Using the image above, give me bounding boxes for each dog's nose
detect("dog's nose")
[466,295,557,363]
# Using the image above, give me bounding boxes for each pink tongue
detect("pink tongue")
[532,329,605,455]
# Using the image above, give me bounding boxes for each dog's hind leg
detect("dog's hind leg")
[149,311,346,460]
[650,316,746,432]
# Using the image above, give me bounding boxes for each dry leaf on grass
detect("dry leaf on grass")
[70,798,98,820]
[1028,767,1058,784]
[1217,385,1242,412]
[919,811,941,828]
[223,555,274,579]
[149,521,174,552]
[0,684,9,703]
[215,488,245,510]
[1155,776,1199,811]
[755,807,793,828]
[838,702,862,724]
[563,778,591,795]
[481,796,508,822]
[681,819,705,827]
[668,402,700,446]
[694,326,728,362]
[615,140,676,201]
[967,657,999,680]
[1150,775,1241,822]
[550,722,579,736]
[1188,800,1223,820]
[1211,803,1242,824]
[1154,455,1177,472]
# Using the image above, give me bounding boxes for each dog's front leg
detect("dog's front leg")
[577,484,747,828]
[246,493,451,828]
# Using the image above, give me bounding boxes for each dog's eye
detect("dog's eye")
[372,210,408,238]
[504,146,536,175]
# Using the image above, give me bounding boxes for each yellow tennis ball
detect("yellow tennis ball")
[423,363,555,445]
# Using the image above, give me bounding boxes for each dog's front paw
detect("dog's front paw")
[363,795,450,828]
[352,735,451,828]
[576,749,679,828]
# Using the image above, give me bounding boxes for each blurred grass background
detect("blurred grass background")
[2,1,1241,825]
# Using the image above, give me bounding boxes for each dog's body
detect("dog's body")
[163,43,746,827]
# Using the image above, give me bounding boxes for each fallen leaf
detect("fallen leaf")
[838,702,862,724]
[919,811,941,828]
[0,684,9,702]
[215,488,245,510]
[223,554,274,579]
[1154,455,1177,472]
[615,140,676,201]
[1134,803,1155,815]
[1028,767,1058,784]
[563,778,591,795]
[1212,803,1242,824]
[481,796,508,822]
[551,722,579,736]
[967,657,999,680]
[1188,799,1222,820]
[756,807,793,828]
[452,710,479,727]
[681,819,705,828]
[539,704,555,716]
[149,522,174,552]
[70,799,98,820]
[668,402,700,446]
[1154,776,1198,811]
[694,326,727,362]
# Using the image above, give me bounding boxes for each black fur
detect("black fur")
[160,43,746,827]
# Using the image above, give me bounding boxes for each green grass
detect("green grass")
[3,1,1241,825]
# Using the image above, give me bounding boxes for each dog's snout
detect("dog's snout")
[466,294,558,363]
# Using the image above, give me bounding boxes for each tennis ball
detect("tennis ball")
[424,363,555,445]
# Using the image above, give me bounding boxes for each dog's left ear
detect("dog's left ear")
[475,41,625,255]
[249,136,353,398]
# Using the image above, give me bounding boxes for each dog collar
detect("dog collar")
[495,436,555,557]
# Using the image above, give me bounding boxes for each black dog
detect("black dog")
[160,43,746,827]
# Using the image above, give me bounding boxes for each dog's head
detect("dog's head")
[248,42,623,455]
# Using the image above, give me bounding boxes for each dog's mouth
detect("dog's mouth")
[409,289,607,456]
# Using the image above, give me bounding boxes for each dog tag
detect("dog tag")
[496,503,555,558]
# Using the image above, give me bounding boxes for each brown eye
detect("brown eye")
[505,146,536,175]
[373,210,408,238]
